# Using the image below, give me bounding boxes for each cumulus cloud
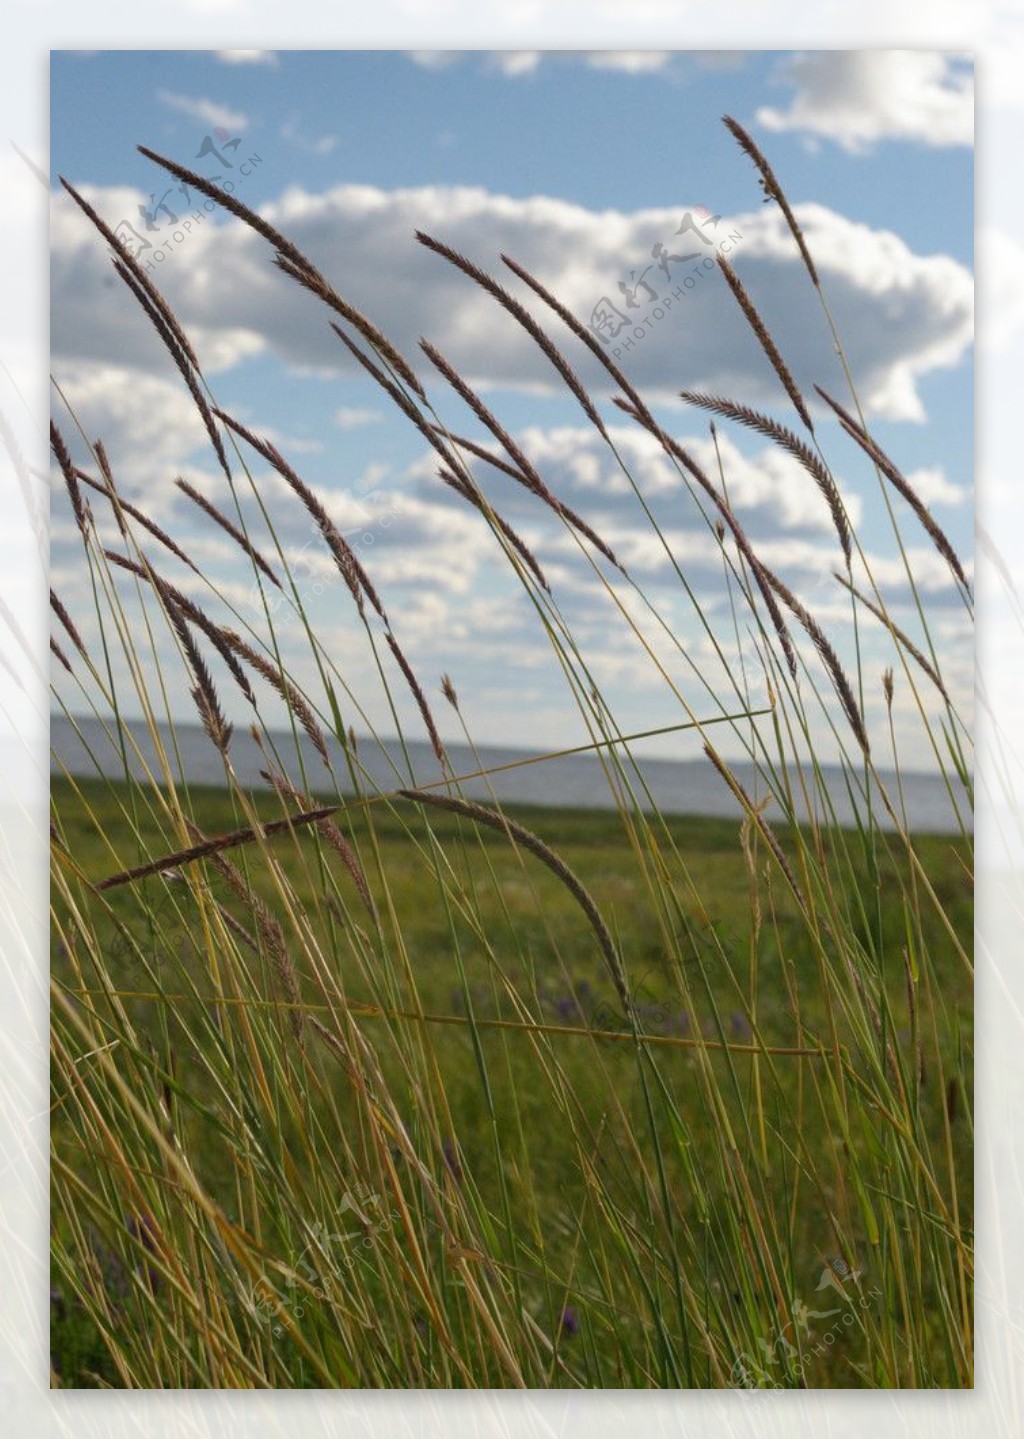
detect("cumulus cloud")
[406,49,685,78]
[903,465,968,507]
[584,51,672,73]
[50,377,970,762]
[486,51,543,77]
[51,180,973,424]
[335,407,384,430]
[156,91,249,134]
[215,50,278,66]
[474,422,865,543]
[757,51,974,152]
[281,118,338,156]
[52,362,213,490]
[406,50,461,70]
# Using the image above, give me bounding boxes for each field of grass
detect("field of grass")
[51,774,972,1387]
[50,112,972,1389]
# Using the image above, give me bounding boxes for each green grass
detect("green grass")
[51,774,972,1388]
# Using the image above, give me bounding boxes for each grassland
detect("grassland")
[51,774,972,1388]
[50,112,973,1389]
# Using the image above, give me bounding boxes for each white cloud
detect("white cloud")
[335,407,384,430]
[51,363,213,492]
[51,179,971,427]
[406,50,462,70]
[215,50,278,66]
[757,51,974,152]
[903,465,968,506]
[49,372,970,766]
[498,422,864,540]
[408,49,674,78]
[585,51,672,74]
[487,51,543,77]
[156,91,249,135]
[280,117,338,156]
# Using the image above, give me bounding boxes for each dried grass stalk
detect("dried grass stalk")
[136,147,316,278]
[615,398,798,677]
[331,325,465,480]
[91,441,125,535]
[815,386,970,592]
[716,255,814,432]
[419,340,552,499]
[722,114,820,286]
[499,253,657,429]
[97,801,345,891]
[175,477,282,590]
[184,817,304,1047]
[51,421,90,538]
[216,409,384,621]
[416,230,609,439]
[421,339,619,568]
[59,176,201,368]
[431,428,529,486]
[398,789,631,1016]
[438,465,550,592]
[386,633,445,764]
[103,550,256,706]
[79,466,200,574]
[50,588,87,658]
[273,253,426,402]
[681,391,850,565]
[110,258,231,479]
[50,637,73,674]
[762,568,871,756]
[162,595,234,755]
[260,766,373,913]
[703,745,809,912]
[219,627,331,767]
[834,573,950,705]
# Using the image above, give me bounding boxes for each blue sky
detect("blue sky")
[51,50,972,251]
[49,49,974,765]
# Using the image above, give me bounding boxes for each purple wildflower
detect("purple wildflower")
[559,1305,579,1338]
[556,994,576,1022]
[730,1011,753,1041]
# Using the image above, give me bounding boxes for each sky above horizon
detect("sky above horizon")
[49,49,974,771]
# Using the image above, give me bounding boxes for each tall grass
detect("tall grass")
[49,118,972,1389]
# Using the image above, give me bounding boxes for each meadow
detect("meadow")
[50,116,973,1388]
